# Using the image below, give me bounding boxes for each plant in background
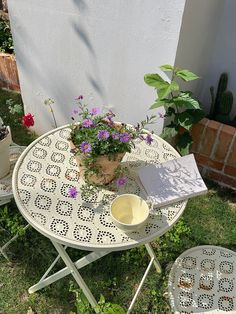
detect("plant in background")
[69,285,125,314]
[0,18,14,53]
[44,98,58,128]
[7,98,23,115]
[144,64,205,155]
[209,72,236,127]
[21,113,34,128]
[69,96,156,185]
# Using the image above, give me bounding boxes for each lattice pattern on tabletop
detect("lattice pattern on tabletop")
[168,246,236,313]
[13,126,187,250]
[0,146,26,205]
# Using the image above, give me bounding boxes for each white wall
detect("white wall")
[175,0,236,118]
[8,0,185,135]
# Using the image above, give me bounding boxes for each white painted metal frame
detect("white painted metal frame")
[0,224,30,261]
[28,240,161,313]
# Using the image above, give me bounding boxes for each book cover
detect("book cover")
[138,154,208,207]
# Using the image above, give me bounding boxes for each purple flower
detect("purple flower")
[72,108,80,115]
[116,177,127,186]
[119,132,130,143]
[82,119,94,128]
[80,141,92,153]
[75,95,83,100]
[104,115,114,127]
[97,129,110,140]
[68,187,78,198]
[90,107,101,115]
[112,132,120,140]
[145,134,153,145]
[104,110,115,126]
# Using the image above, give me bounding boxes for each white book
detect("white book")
[138,154,208,207]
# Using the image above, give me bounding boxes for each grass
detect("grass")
[0,89,235,313]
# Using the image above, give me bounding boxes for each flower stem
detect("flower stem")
[49,105,58,128]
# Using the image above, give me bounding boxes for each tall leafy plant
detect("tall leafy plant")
[144,65,205,155]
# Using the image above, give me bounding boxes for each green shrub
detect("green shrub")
[0,18,14,53]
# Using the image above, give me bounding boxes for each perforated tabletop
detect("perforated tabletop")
[12,126,187,251]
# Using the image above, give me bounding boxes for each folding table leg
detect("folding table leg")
[28,248,110,294]
[127,257,154,314]
[0,224,30,261]
[51,240,98,309]
[145,243,162,273]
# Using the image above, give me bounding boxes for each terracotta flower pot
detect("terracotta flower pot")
[77,153,125,185]
[70,142,125,185]
[0,127,11,179]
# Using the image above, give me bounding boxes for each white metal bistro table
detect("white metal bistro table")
[12,125,187,313]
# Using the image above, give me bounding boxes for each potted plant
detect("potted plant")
[0,117,11,178]
[68,96,155,185]
[144,64,205,155]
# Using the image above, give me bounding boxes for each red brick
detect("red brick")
[227,137,236,167]
[198,120,221,157]
[207,120,222,130]
[213,124,235,162]
[194,152,224,171]
[191,119,208,152]
[206,169,236,189]
[224,165,236,177]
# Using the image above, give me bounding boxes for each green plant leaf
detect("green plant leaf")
[173,92,200,109]
[144,74,179,99]
[101,304,126,314]
[161,123,178,139]
[170,81,179,92]
[160,64,174,72]
[157,81,179,100]
[176,69,199,81]
[185,109,205,123]
[149,99,167,109]
[166,107,176,116]
[176,132,192,155]
[144,73,167,88]
[175,112,194,131]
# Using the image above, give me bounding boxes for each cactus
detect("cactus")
[215,114,231,125]
[209,86,215,119]
[219,90,233,115]
[209,73,236,127]
[214,72,228,117]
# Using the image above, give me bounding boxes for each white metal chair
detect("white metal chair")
[0,144,28,261]
[168,245,236,313]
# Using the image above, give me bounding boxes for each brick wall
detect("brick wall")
[0,52,20,91]
[192,118,236,190]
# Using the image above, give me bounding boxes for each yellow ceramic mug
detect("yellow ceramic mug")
[110,194,150,232]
